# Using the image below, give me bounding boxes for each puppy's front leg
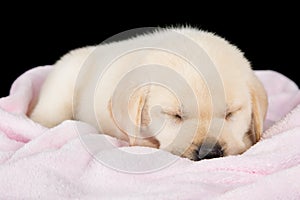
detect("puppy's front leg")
[29,47,95,128]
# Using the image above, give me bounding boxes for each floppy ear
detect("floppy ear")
[126,88,160,148]
[249,76,268,143]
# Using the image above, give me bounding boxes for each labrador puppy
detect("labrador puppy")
[29,27,268,161]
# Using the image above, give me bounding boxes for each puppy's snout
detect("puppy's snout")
[196,142,223,160]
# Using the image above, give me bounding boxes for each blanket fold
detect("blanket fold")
[0,67,299,199]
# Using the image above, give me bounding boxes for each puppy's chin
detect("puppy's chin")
[129,137,160,149]
[180,151,200,161]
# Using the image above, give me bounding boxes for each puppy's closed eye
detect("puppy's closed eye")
[225,112,233,120]
[225,106,242,120]
[162,110,183,123]
[174,114,182,120]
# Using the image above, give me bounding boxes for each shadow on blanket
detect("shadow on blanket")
[0,66,299,199]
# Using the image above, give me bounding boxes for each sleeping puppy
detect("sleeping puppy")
[29,27,268,161]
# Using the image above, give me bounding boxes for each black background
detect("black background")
[1,4,298,97]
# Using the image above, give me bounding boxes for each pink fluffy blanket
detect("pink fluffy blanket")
[0,66,300,199]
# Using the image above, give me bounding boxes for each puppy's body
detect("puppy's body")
[30,27,268,160]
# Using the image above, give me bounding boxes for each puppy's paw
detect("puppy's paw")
[29,103,72,128]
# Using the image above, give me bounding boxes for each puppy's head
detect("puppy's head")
[121,74,267,161]
[109,30,268,161]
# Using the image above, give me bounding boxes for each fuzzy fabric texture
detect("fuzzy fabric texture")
[0,66,299,199]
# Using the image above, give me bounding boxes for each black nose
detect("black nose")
[196,142,223,160]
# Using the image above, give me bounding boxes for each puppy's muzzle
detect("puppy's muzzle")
[195,142,223,161]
